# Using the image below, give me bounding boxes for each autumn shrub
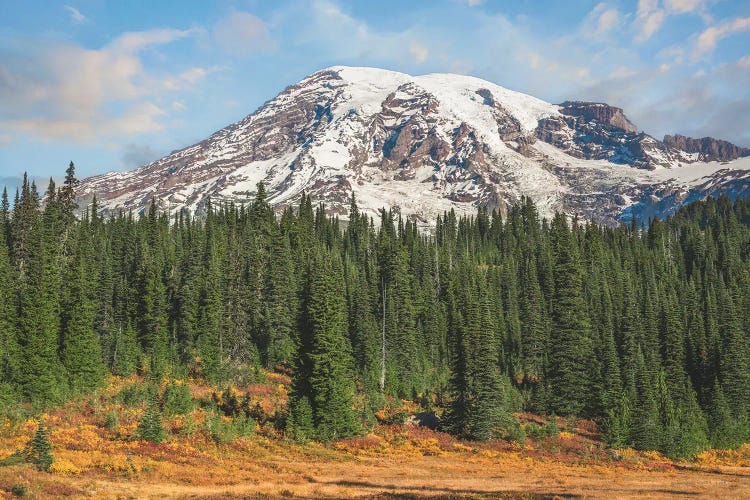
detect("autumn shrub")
[526,417,560,440]
[0,450,25,466]
[211,386,242,417]
[104,410,119,430]
[10,484,27,497]
[205,411,255,444]
[162,381,194,416]
[118,381,153,407]
[375,399,417,426]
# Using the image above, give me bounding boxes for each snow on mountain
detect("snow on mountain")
[77,66,750,226]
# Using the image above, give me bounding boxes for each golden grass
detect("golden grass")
[1,376,749,499]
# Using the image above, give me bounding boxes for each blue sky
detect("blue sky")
[1,0,749,187]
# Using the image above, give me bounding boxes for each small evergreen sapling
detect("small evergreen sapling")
[26,423,53,471]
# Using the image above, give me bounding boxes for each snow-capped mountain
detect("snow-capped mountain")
[77,66,750,226]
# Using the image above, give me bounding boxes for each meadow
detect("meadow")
[1,374,750,499]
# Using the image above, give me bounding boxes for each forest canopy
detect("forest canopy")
[2,163,750,458]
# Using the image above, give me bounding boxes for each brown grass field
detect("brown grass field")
[2,376,750,499]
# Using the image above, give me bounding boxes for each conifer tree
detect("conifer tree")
[60,227,105,392]
[291,252,359,441]
[18,182,66,404]
[519,253,546,384]
[26,423,53,471]
[0,233,19,396]
[547,213,595,416]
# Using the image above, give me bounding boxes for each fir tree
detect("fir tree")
[26,423,53,471]
[291,252,359,441]
[547,214,595,416]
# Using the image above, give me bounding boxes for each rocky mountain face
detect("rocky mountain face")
[662,134,750,162]
[77,66,750,227]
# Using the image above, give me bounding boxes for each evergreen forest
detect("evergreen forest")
[3,163,750,459]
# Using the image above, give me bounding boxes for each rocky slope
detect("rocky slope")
[662,134,750,162]
[77,66,750,227]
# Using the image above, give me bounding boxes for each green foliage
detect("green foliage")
[0,450,25,467]
[25,423,53,471]
[137,401,166,444]
[104,410,119,430]
[5,163,750,456]
[10,483,27,497]
[526,417,560,440]
[205,411,255,444]
[117,382,152,407]
[161,381,194,416]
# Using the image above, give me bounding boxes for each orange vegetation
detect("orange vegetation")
[1,375,750,499]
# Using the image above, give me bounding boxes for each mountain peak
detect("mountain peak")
[77,66,750,227]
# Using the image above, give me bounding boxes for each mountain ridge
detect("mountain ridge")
[77,65,750,226]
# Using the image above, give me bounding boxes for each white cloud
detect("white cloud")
[64,5,86,24]
[409,43,429,64]
[161,66,213,91]
[696,17,750,55]
[597,8,619,34]
[214,11,273,56]
[663,0,707,14]
[0,28,201,142]
[464,0,484,6]
[635,0,665,41]
[121,142,162,167]
[171,100,187,111]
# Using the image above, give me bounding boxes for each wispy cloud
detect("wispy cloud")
[696,17,750,55]
[635,0,665,41]
[121,142,162,167]
[409,43,429,64]
[0,28,203,142]
[64,5,86,24]
[213,11,274,56]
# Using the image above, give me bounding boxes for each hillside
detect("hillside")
[5,164,750,498]
[77,66,750,227]
[2,375,750,499]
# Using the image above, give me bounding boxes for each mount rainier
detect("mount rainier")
[77,66,750,226]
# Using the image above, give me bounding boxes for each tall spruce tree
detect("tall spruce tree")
[291,252,359,441]
[547,213,595,416]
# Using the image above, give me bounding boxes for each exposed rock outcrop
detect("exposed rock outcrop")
[663,134,750,162]
[76,66,750,228]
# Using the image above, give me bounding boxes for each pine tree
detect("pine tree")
[26,423,54,471]
[60,226,105,393]
[0,233,19,399]
[196,236,224,381]
[519,253,546,384]
[464,272,518,440]
[137,399,166,444]
[111,321,140,377]
[264,231,297,367]
[630,350,661,451]
[291,252,359,441]
[719,288,750,418]
[18,182,66,404]
[59,161,79,226]
[547,213,595,416]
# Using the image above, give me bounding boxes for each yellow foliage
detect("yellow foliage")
[642,450,666,461]
[558,431,575,440]
[49,458,82,476]
[614,448,637,459]
[452,442,474,453]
